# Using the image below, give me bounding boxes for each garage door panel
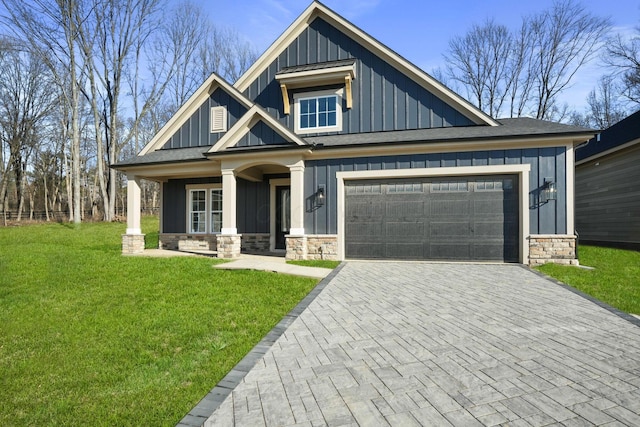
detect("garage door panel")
[473,221,507,237]
[347,243,385,258]
[386,222,424,238]
[347,201,384,217]
[346,222,383,236]
[386,201,424,217]
[430,199,470,216]
[429,221,471,237]
[345,175,519,261]
[428,243,471,259]
[386,243,424,258]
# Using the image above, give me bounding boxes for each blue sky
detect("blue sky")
[200,0,640,113]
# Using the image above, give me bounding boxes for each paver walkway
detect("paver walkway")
[200,262,640,426]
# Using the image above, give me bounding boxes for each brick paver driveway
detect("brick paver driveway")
[203,262,640,426]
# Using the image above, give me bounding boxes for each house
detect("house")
[113,1,595,265]
[575,109,640,250]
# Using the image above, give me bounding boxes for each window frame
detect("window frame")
[293,88,343,134]
[186,184,223,234]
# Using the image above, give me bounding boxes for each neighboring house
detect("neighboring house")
[113,1,594,265]
[575,110,640,250]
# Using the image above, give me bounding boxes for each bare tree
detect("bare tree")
[446,19,514,117]
[605,27,640,104]
[526,0,611,120]
[2,0,87,223]
[587,76,628,129]
[445,0,610,120]
[0,40,56,220]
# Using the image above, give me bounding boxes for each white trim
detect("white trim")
[275,63,356,87]
[336,165,531,263]
[270,178,291,252]
[233,2,498,126]
[185,184,223,235]
[208,105,308,153]
[565,144,575,235]
[139,73,253,156]
[210,106,227,133]
[294,88,343,134]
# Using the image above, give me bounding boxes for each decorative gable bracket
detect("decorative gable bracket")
[276,59,356,115]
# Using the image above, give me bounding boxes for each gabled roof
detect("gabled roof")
[576,109,640,163]
[138,72,254,156]
[207,105,308,153]
[234,1,499,127]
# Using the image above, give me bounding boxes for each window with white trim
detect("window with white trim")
[188,186,222,234]
[294,89,342,134]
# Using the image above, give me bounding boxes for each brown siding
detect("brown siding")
[575,143,640,245]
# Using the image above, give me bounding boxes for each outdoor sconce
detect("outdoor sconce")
[316,185,325,207]
[542,178,557,203]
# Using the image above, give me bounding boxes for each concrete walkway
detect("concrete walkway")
[131,250,333,279]
[214,254,334,279]
[191,262,640,427]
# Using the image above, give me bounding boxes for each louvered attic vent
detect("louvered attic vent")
[210,106,227,133]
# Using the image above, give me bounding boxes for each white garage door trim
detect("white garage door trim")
[336,164,531,263]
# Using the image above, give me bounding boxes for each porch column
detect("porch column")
[286,161,306,260]
[122,174,145,254]
[218,168,241,258]
[289,161,305,235]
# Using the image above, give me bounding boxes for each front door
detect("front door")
[275,186,291,250]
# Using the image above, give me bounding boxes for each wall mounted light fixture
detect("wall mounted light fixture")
[316,185,325,207]
[542,178,557,203]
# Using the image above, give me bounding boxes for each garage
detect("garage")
[345,175,519,261]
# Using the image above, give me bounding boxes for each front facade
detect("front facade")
[114,2,594,265]
[575,110,640,249]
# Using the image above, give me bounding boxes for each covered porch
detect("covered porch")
[121,153,330,260]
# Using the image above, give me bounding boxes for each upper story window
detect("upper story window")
[275,59,355,129]
[294,89,343,134]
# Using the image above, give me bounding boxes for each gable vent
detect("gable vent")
[210,106,227,133]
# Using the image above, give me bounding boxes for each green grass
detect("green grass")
[287,259,341,269]
[0,217,317,426]
[536,245,640,315]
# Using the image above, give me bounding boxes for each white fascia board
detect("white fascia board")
[138,73,254,156]
[275,64,356,88]
[207,105,308,153]
[234,2,498,127]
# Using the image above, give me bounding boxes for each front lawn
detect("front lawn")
[536,245,640,315]
[0,217,317,426]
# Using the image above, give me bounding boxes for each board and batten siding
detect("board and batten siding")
[576,144,640,245]
[162,88,248,149]
[162,177,270,234]
[304,148,567,235]
[244,17,474,135]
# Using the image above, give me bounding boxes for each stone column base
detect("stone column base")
[285,235,307,260]
[529,235,578,266]
[216,234,242,259]
[122,234,145,255]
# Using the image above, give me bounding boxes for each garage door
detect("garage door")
[345,175,519,261]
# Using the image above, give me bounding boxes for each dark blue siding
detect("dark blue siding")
[237,179,270,233]
[163,88,247,149]
[162,177,270,234]
[243,17,474,135]
[162,177,221,233]
[235,121,289,147]
[304,148,568,235]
